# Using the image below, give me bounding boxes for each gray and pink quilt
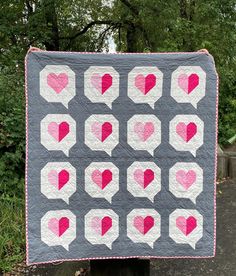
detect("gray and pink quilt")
[25,49,218,264]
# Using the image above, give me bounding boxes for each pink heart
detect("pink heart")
[91,73,113,94]
[91,216,112,236]
[91,169,112,189]
[48,169,70,190]
[176,170,196,190]
[178,73,199,94]
[47,73,68,94]
[48,121,70,142]
[133,216,154,235]
[134,122,154,142]
[134,169,154,189]
[48,217,69,237]
[91,122,112,142]
[135,74,156,94]
[176,122,197,142]
[176,216,197,236]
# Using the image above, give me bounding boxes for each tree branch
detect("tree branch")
[97,25,113,51]
[25,0,33,17]
[119,0,139,16]
[60,20,114,41]
[179,0,188,19]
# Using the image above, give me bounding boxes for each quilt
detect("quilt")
[25,49,218,264]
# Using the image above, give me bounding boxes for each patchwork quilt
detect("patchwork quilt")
[25,49,218,265]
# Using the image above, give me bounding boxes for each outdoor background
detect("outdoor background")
[0,0,235,273]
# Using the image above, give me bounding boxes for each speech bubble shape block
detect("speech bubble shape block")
[127,162,161,202]
[85,162,119,203]
[127,209,161,248]
[41,210,76,251]
[41,114,76,156]
[169,209,203,249]
[85,209,119,249]
[128,67,163,108]
[41,162,76,204]
[85,114,119,156]
[169,114,204,157]
[171,66,206,109]
[169,162,203,204]
[84,66,119,109]
[127,115,161,156]
[40,65,75,108]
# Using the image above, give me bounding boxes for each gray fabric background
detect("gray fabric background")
[26,51,217,264]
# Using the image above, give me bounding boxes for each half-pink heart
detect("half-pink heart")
[134,122,154,142]
[91,169,112,189]
[91,216,112,236]
[91,73,113,94]
[133,216,154,235]
[48,121,70,142]
[178,73,199,94]
[176,170,196,190]
[135,74,156,95]
[48,169,70,190]
[176,122,197,142]
[176,216,197,236]
[47,73,68,94]
[134,169,154,189]
[48,217,70,237]
[91,122,112,142]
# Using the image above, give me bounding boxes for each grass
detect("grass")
[0,194,25,273]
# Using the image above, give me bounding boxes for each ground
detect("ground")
[5,179,236,276]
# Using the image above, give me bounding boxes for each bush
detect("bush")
[0,193,25,273]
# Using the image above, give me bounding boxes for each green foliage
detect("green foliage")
[0,25,25,271]
[0,57,25,198]
[0,194,25,273]
[0,0,235,272]
[0,109,25,197]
